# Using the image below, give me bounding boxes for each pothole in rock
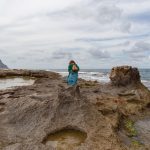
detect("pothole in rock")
[0,77,35,90]
[43,129,87,150]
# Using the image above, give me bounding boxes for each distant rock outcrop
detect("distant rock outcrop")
[110,66,141,86]
[0,59,8,69]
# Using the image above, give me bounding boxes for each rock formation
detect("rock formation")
[110,66,141,86]
[0,67,149,150]
[0,60,8,69]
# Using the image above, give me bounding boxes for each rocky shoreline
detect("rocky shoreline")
[0,66,150,150]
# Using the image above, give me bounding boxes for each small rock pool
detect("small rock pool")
[43,129,87,150]
[0,77,35,90]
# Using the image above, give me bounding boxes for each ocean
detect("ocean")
[51,69,150,90]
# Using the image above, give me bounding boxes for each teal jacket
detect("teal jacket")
[68,64,80,73]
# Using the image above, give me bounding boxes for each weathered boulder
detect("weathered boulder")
[110,66,141,86]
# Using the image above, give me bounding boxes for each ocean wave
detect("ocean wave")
[57,71,150,89]
[141,80,150,89]
[58,71,110,83]
[141,80,150,83]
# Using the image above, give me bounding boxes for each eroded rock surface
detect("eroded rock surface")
[135,119,150,146]
[110,66,141,86]
[0,68,150,150]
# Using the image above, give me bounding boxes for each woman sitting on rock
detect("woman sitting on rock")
[67,60,80,86]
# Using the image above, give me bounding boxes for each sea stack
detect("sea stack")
[0,59,8,69]
[109,66,141,86]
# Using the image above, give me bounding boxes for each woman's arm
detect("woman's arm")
[68,64,72,72]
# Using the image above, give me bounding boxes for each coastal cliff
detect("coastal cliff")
[0,66,150,150]
[0,60,8,69]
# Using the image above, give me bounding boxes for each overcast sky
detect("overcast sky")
[0,0,150,69]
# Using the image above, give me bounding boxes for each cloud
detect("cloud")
[119,22,131,33]
[129,11,150,23]
[76,33,150,42]
[51,51,72,59]
[0,0,150,68]
[89,49,110,59]
[56,3,122,24]
[0,49,8,55]
[123,41,150,60]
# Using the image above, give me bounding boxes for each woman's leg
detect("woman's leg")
[67,73,78,86]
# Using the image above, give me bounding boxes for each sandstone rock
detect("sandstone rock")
[0,69,60,79]
[110,66,141,86]
[0,69,149,150]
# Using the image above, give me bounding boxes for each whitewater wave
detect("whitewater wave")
[141,80,150,89]
[58,71,110,83]
[57,71,150,89]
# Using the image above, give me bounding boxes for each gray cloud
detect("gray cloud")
[76,33,150,42]
[135,41,150,51]
[51,51,72,59]
[0,0,150,69]
[123,41,150,60]
[50,47,85,60]
[119,22,131,33]
[89,49,110,59]
[129,10,150,23]
[47,0,123,27]
[0,49,8,55]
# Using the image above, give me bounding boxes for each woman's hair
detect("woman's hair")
[69,60,76,65]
